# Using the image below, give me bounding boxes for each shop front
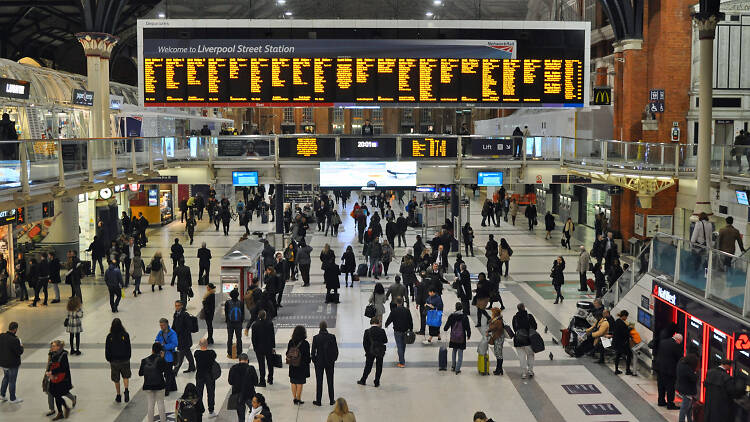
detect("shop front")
[651,280,750,404]
[129,177,177,226]
[0,208,16,302]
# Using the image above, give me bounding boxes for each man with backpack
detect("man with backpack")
[104,260,124,313]
[311,320,339,406]
[357,316,388,387]
[224,289,245,359]
[139,343,170,422]
[173,300,197,374]
[228,353,259,422]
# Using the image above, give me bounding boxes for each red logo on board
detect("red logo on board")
[736,334,750,351]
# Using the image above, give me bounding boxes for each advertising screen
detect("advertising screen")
[737,190,748,206]
[320,161,416,188]
[139,21,589,108]
[232,171,259,186]
[401,137,458,159]
[477,171,504,186]
[278,136,335,158]
[339,137,397,159]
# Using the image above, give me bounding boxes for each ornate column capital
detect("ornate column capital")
[692,13,723,40]
[75,32,119,57]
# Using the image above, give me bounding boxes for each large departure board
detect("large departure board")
[278,136,335,159]
[140,22,589,108]
[401,137,458,159]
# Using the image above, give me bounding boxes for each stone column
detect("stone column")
[692,15,720,217]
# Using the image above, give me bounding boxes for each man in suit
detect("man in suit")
[457,264,472,317]
[357,317,387,387]
[311,320,339,406]
[250,310,275,386]
[197,243,211,285]
[656,333,684,410]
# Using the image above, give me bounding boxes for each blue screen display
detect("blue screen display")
[637,307,653,331]
[736,190,748,206]
[477,171,503,186]
[232,171,259,186]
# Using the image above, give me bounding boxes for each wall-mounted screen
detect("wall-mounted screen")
[139,21,589,108]
[736,190,748,206]
[320,161,416,188]
[232,171,259,186]
[278,136,335,159]
[339,137,397,159]
[477,171,504,186]
[637,307,653,332]
[401,137,457,159]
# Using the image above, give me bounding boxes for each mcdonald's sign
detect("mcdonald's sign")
[593,87,611,105]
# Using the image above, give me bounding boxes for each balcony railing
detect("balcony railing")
[650,233,750,319]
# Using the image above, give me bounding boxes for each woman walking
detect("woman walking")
[323,260,341,303]
[287,325,311,405]
[509,199,518,226]
[341,246,356,288]
[544,211,555,240]
[487,308,509,375]
[148,251,166,292]
[369,283,387,320]
[381,240,393,277]
[563,217,575,250]
[499,238,512,278]
[44,342,77,417]
[201,283,216,344]
[130,251,145,296]
[443,302,471,374]
[65,297,83,355]
[461,222,474,257]
[47,340,73,420]
[551,256,566,304]
[105,318,132,403]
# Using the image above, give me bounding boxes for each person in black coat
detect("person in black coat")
[228,353,259,420]
[201,284,216,344]
[287,325,311,404]
[47,340,73,419]
[197,243,212,286]
[273,253,289,306]
[544,212,555,240]
[676,353,699,421]
[656,334,684,409]
[341,246,356,287]
[592,234,606,265]
[105,318,132,403]
[512,303,538,379]
[170,239,184,286]
[357,317,388,387]
[250,310,276,387]
[323,261,341,302]
[172,300,196,374]
[174,259,192,307]
[48,251,62,304]
[443,303,471,374]
[311,321,339,406]
[704,359,745,422]
[524,204,537,231]
[87,236,106,277]
[140,343,170,422]
[551,256,565,304]
[485,234,498,259]
[456,264,472,317]
[593,263,606,298]
[611,310,633,375]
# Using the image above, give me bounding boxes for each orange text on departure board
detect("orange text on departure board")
[296,138,319,157]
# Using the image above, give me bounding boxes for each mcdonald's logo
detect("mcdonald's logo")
[593,88,611,105]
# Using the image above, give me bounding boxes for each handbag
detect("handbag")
[561,238,566,247]
[42,375,50,393]
[63,318,69,327]
[227,393,240,410]
[271,353,283,368]
[211,361,221,380]
[404,330,416,344]
[364,304,377,318]
[529,329,545,353]
[426,309,443,327]
[198,309,206,320]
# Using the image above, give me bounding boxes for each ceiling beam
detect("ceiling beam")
[0,1,72,6]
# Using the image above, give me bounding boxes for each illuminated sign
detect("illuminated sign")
[0,208,16,226]
[592,87,611,106]
[401,137,457,159]
[653,284,677,306]
[736,334,750,351]
[0,77,30,99]
[339,137,397,158]
[278,136,335,158]
[72,89,94,107]
[470,138,513,156]
[232,171,259,186]
[148,189,158,206]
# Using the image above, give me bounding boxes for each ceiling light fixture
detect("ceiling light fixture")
[277,0,286,4]
[433,0,442,5]
[285,11,293,16]
[425,11,434,17]
[158,12,166,18]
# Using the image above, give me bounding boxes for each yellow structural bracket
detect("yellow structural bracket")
[567,169,676,208]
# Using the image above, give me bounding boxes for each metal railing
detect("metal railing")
[650,232,750,319]
[0,135,746,196]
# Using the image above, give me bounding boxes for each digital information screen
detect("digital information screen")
[278,136,335,158]
[477,171,504,186]
[339,137,397,159]
[140,22,588,108]
[471,138,513,156]
[401,137,458,159]
[320,161,417,188]
[232,171,259,186]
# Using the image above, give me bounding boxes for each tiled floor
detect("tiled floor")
[0,192,676,422]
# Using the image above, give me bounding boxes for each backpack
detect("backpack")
[151,258,161,271]
[176,399,200,422]
[286,342,302,366]
[368,329,386,357]
[450,318,465,344]
[142,356,163,386]
[189,315,199,333]
[228,300,243,323]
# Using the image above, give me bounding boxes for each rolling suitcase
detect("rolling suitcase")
[478,353,490,375]
[438,346,448,371]
[357,263,368,277]
[586,278,596,292]
[560,328,571,347]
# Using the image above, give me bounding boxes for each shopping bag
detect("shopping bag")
[426,310,443,327]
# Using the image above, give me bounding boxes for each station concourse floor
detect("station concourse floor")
[0,193,674,422]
